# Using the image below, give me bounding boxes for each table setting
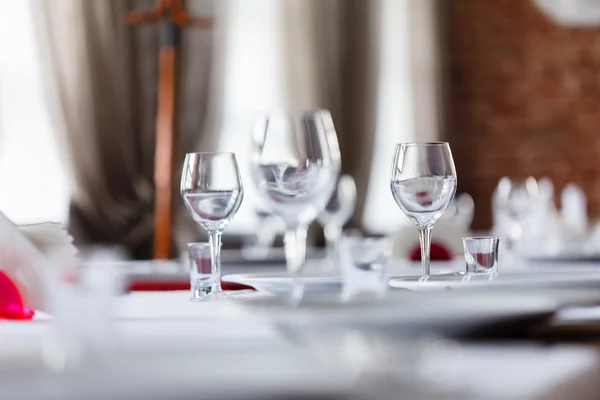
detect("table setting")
[4,109,600,398]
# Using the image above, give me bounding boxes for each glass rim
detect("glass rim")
[254,108,332,119]
[185,152,236,157]
[462,236,499,241]
[188,242,211,248]
[395,142,450,147]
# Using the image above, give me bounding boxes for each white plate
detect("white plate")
[524,253,600,263]
[224,248,325,264]
[233,290,559,338]
[221,260,462,295]
[222,272,341,294]
[389,271,600,291]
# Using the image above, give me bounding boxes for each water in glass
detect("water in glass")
[183,189,243,231]
[391,176,457,227]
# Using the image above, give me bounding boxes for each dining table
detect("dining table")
[3,251,600,399]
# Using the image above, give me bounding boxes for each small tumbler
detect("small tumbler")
[188,243,214,301]
[462,237,499,275]
[338,236,392,302]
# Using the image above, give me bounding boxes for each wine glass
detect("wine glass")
[251,110,341,302]
[390,142,457,278]
[241,208,282,260]
[181,152,244,295]
[317,175,357,269]
[492,177,538,263]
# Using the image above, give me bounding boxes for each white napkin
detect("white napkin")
[18,222,78,268]
[0,215,78,312]
[533,0,600,27]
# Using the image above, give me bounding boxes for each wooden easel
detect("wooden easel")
[126,0,212,259]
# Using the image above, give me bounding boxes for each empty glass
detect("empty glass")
[390,142,457,278]
[181,152,244,295]
[447,193,475,229]
[251,110,341,302]
[241,209,282,259]
[338,236,391,302]
[188,243,213,301]
[463,237,499,275]
[44,260,123,371]
[317,175,357,269]
[492,177,538,257]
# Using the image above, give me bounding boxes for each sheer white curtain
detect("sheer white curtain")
[362,0,443,233]
[218,0,442,235]
[217,0,287,234]
[0,0,70,224]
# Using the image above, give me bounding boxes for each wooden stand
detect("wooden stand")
[126,0,212,259]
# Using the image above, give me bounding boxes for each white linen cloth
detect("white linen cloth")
[0,291,599,399]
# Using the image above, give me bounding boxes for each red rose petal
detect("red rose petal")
[409,242,453,261]
[0,271,35,320]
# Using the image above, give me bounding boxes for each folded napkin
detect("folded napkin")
[391,214,470,261]
[0,216,78,319]
[18,222,78,265]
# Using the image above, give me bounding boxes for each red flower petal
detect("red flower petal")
[0,271,35,320]
[409,242,453,261]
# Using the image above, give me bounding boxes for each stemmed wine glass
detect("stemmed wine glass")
[251,110,341,302]
[181,152,244,296]
[317,175,357,269]
[390,142,457,279]
[492,177,539,264]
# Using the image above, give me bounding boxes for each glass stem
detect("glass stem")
[208,230,223,292]
[324,223,342,268]
[284,225,308,303]
[418,226,432,277]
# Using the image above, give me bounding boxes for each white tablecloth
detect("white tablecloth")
[0,290,599,399]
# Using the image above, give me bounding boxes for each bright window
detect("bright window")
[0,0,70,225]
[217,0,287,234]
[362,0,416,233]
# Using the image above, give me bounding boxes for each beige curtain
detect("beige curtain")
[32,0,223,258]
[409,0,445,141]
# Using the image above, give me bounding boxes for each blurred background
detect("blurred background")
[0,0,599,259]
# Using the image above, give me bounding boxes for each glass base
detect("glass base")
[393,272,466,283]
[220,289,257,298]
[189,286,212,302]
[189,289,257,302]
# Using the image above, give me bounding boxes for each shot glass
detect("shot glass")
[338,236,392,302]
[188,243,214,301]
[462,237,499,275]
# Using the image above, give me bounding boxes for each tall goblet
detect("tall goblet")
[390,142,457,278]
[251,110,341,302]
[493,177,538,258]
[317,175,357,269]
[181,152,244,295]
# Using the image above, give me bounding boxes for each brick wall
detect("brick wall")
[444,0,600,230]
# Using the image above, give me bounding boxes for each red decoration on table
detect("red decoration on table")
[408,242,453,261]
[0,272,35,320]
[126,279,254,292]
